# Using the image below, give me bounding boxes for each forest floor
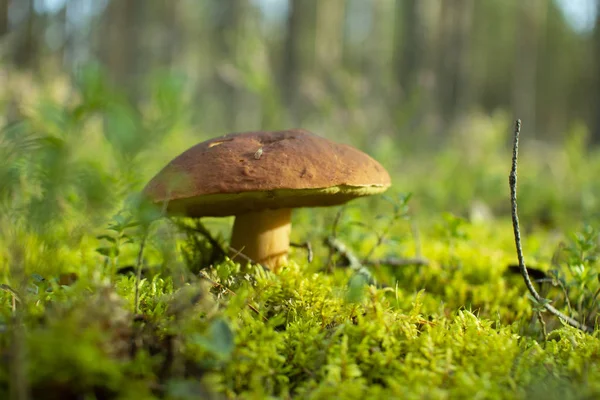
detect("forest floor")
[2,75,600,399]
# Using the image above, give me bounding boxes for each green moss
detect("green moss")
[4,77,600,399]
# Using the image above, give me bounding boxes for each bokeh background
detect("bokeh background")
[2,0,600,226]
[6,3,600,398]
[3,0,599,137]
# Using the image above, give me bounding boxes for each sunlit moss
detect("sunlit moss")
[3,74,600,399]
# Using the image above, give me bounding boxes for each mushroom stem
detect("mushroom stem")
[230,208,292,270]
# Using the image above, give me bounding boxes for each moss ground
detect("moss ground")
[2,72,600,399]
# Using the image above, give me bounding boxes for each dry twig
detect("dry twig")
[133,232,148,315]
[324,208,345,272]
[290,241,314,263]
[509,119,592,333]
[324,236,362,271]
[364,257,429,267]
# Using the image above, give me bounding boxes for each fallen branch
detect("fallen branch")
[0,284,20,313]
[227,246,272,272]
[324,236,380,287]
[290,241,314,263]
[509,119,592,334]
[324,236,363,271]
[364,257,429,267]
[324,208,345,272]
[133,230,148,315]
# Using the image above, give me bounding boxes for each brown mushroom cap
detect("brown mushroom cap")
[143,129,391,217]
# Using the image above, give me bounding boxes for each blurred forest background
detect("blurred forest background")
[1,0,599,142]
[2,0,600,228]
[6,3,600,398]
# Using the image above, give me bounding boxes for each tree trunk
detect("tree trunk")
[396,0,423,96]
[512,0,546,138]
[315,0,345,73]
[592,0,600,144]
[435,0,474,128]
[283,0,317,119]
[12,0,39,69]
[161,0,180,66]
[211,0,258,131]
[0,0,8,37]
[99,0,145,101]
[367,0,394,91]
[395,0,438,135]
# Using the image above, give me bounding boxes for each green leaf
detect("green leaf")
[208,319,235,357]
[96,234,116,243]
[96,246,118,257]
[123,221,141,229]
[30,273,45,283]
[192,318,235,359]
[346,273,368,304]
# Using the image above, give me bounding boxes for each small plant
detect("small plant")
[363,192,413,262]
[549,224,600,328]
[6,71,600,399]
[509,119,592,333]
[96,211,140,277]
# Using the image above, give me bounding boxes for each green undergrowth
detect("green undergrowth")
[3,70,600,398]
[2,213,600,399]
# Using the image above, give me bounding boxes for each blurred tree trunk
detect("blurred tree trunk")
[13,0,40,68]
[395,0,440,134]
[54,3,67,68]
[1,0,17,124]
[315,0,345,73]
[397,0,423,97]
[366,0,397,132]
[512,0,546,138]
[143,0,180,67]
[159,0,180,66]
[367,0,393,91]
[283,0,317,118]
[435,0,474,129]
[314,0,345,124]
[592,0,600,144]
[212,0,257,131]
[0,0,8,37]
[99,0,145,101]
[213,0,244,108]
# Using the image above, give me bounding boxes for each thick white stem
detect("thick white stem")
[230,208,292,271]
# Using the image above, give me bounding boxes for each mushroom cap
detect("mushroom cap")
[143,129,391,217]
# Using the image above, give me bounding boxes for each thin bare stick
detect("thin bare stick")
[331,207,343,237]
[0,284,21,309]
[411,220,423,258]
[537,312,548,341]
[227,246,271,273]
[173,219,227,260]
[228,245,248,262]
[323,236,383,287]
[509,119,592,333]
[324,236,362,271]
[133,232,148,315]
[363,215,404,262]
[364,257,429,267]
[325,208,345,271]
[7,239,29,400]
[228,246,259,265]
[290,241,313,263]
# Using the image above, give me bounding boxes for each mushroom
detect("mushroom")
[143,129,391,270]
